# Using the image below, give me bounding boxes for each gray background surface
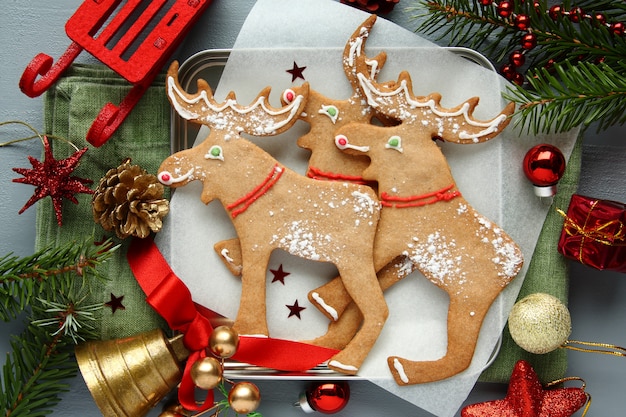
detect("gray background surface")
[1,1,624,416]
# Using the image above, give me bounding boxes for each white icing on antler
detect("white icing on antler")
[167,76,305,134]
[357,74,508,141]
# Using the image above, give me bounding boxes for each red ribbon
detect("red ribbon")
[127,237,339,409]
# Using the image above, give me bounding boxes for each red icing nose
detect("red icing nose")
[159,173,171,183]
[283,89,295,103]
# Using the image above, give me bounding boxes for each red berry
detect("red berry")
[569,7,583,23]
[592,13,606,26]
[610,22,625,36]
[497,1,513,18]
[510,50,525,67]
[512,72,525,86]
[521,33,537,50]
[501,63,517,76]
[548,5,562,20]
[479,0,492,5]
[515,14,531,31]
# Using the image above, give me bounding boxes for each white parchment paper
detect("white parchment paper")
[157,1,579,415]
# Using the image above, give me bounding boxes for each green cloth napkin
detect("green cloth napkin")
[37,64,582,383]
[38,64,170,341]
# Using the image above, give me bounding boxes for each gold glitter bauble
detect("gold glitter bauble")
[190,356,223,390]
[508,293,572,354]
[209,326,239,359]
[228,382,261,414]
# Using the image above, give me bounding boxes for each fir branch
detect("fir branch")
[505,60,626,133]
[410,0,626,133]
[32,295,102,344]
[0,324,76,417]
[0,238,117,321]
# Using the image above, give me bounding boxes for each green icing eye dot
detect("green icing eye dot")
[206,145,224,160]
[385,136,403,153]
[319,105,339,123]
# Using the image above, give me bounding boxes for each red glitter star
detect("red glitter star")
[105,293,126,314]
[461,360,588,417]
[286,61,306,82]
[270,264,291,285]
[12,136,92,226]
[286,300,306,319]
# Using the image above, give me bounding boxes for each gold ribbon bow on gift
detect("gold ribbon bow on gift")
[557,201,625,247]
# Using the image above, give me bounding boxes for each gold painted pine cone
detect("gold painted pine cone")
[93,158,169,239]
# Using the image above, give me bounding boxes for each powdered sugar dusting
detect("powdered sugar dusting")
[473,211,523,281]
[403,231,465,288]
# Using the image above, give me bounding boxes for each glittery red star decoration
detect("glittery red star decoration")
[286,300,306,319]
[105,293,126,314]
[270,264,291,285]
[286,61,306,82]
[461,360,588,417]
[12,136,93,226]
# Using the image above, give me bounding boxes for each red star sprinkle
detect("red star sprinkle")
[286,61,306,82]
[105,293,126,314]
[270,264,291,285]
[12,136,93,226]
[286,300,306,319]
[461,360,588,417]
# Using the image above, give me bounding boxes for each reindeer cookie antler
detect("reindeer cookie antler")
[308,69,522,385]
[357,70,515,144]
[159,62,388,376]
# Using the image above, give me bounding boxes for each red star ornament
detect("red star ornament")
[461,360,588,417]
[12,136,93,226]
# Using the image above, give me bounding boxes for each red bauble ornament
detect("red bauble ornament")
[461,360,588,417]
[523,144,566,197]
[298,381,350,414]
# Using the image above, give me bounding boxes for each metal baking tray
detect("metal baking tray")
[170,47,496,152]
[168,47,501,380]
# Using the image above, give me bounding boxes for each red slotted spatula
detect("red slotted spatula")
[19,0,212,147]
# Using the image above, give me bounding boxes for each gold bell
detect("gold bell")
[75,329,189,417]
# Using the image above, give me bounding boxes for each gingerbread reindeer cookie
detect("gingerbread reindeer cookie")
[308,70,523,385]
[214,15,396,276]
[158,62,388,375]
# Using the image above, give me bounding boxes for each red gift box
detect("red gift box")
[558,194,625,272]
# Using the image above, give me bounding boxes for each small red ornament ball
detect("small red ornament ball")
[523,144,566,197]
[298,381,350,414]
